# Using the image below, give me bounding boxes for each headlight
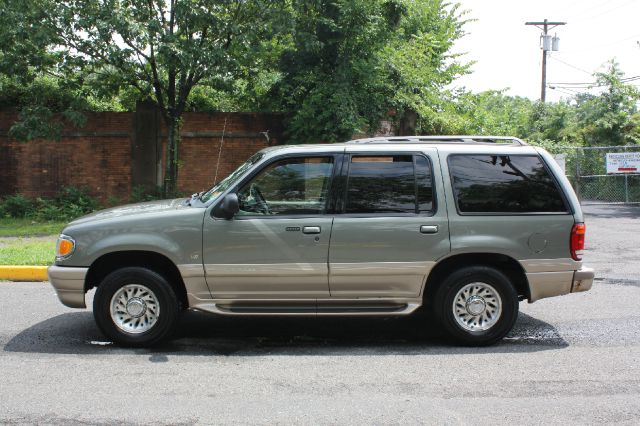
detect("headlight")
[56,234,76,260]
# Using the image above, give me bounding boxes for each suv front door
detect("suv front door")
[203,154,338,299]
[328,149,450,298]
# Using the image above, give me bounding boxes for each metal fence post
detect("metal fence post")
[575,147,581,201]
[625,174,629,203]
[624,146,630,203]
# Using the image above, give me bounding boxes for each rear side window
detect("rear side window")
[345,154,434,214]
[448,154,567,213]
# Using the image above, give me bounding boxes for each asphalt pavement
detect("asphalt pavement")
[1,204,639,425]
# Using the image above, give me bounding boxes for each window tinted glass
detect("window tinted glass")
[237,157,333,216]
[345,155,433,214]
[200,152,264,203]
[416,155,433,212]
[449,154,567,213]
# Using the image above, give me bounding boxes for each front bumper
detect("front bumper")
[48,265,89,308]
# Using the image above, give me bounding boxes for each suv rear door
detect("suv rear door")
[328,148,451,298]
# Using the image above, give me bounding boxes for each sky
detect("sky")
[451,0,640,102]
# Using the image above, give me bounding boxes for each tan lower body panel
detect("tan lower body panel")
[196,261,433,299]
[521,258,594,302]
[203,263,329,298]
[329,261,434,298]
[48,265,89,308]
[177,264,213,299]
[526,271,574,302]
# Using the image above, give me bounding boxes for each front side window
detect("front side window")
[200,152,265,203]
[345,154,434,214]
[449,154,568,213]
[237,157,334,216]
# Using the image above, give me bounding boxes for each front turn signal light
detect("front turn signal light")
[56,235,76,260]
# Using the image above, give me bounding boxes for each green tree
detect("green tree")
[435,90,533,136]
[384,0,468,135]
[575,60,640,146]
[3,0,285,196]
[525,100,579,144]
[271,0,468,142]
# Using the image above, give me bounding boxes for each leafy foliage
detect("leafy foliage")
[0,187,99,221]
[436,61,639,147]
[0,195,37,218]
[574,61,640,146]
[1,0,288,196]
[2,0,637,176]
[271,0,469,142]
[129,185,165,203]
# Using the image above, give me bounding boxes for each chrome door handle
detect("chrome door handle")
[420,225,438,234]
[302,226,321,234]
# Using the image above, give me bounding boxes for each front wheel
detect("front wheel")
[93,267,180,347]
[434,266,518,346]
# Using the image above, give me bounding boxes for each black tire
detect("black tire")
[93,267,180,347]
[433,266,518,346]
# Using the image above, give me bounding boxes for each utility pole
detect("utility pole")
[525,19,566,102]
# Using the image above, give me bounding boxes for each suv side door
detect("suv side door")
[203,153,340,299]
[328,148,451,298]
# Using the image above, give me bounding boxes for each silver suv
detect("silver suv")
[48,136,594,347]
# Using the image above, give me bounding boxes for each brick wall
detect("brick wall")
[0,110,285,202]
[171,112,284,195]
[0,111,133,201]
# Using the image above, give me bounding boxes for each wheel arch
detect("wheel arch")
[85,251,188,309]
[423,252,530,305]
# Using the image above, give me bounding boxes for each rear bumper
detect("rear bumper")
[571,266,594,293]
[48,265,88,308]
[527,265,594,302]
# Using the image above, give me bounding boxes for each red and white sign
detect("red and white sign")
[606,152,640,174]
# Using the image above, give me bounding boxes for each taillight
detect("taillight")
[570,223,585,261]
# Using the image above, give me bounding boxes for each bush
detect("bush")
[0,187,101,222]
[0,194,36,218]
[130,185,164,203]
[55,187,100,214]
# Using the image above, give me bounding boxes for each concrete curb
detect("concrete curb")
[0,266,49,282]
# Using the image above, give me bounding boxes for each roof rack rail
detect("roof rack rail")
[346,135,528,146]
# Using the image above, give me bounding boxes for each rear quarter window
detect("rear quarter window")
[448,154,568,214]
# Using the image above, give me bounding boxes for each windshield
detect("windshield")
[200,152,265,203]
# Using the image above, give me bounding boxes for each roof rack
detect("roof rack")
[346,135,528,146]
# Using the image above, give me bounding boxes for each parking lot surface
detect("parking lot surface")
[1,204,639,425]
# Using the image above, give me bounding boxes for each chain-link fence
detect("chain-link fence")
[551,146,640,204]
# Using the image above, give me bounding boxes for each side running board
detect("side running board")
[191,302,420,316]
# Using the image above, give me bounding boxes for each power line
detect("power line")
[548,56,592,75]
[557,0,589,15]
[548,75,640,88]
[571,0,633,20]
[582,32,640,50]
[548,86,578,97]
[574,0,638,22]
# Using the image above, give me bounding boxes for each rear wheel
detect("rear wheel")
[434,266,518,346]
[93,267,180,347]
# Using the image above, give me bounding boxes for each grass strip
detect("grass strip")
[0,219,66,237]
[0,238,56,265]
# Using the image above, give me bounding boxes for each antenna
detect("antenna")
[213,115,228,185]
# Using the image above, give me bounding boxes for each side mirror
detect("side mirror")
[216,193,239,220]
